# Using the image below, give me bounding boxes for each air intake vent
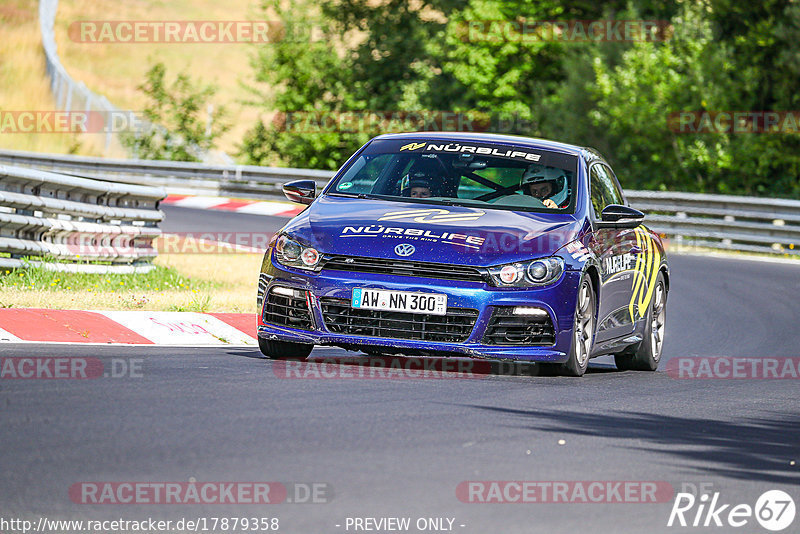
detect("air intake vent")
[482,307,555,346]
[263,286,313,330]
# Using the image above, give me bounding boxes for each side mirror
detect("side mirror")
[282,180,317,205]
[598,204,645,229]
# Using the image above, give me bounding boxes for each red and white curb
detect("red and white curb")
[161,195,303,218]
[0,309,258,346]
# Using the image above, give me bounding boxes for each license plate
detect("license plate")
[351,288,447,316]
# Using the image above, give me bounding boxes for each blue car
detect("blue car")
[257,133,668,376]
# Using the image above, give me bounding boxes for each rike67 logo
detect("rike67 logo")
[668,490,795,531]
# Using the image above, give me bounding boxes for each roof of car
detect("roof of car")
[373,131,586,156]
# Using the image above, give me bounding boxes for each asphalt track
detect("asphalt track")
[1,205,798,533]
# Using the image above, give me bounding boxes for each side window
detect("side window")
[590,164,622,218]
[589,165,607,218]
[601,164,625,205]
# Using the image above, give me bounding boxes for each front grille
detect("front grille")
[482,307,555,346]
[320,297,478,343]
[321,255,487,283]
[263,286,313,330]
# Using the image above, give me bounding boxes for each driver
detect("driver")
[521,165,567,208]
[401,172,440,199]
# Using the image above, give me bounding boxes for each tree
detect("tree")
[240,0,465,168]
[591,1,800,196]
[240,0,800,197]
[123,63,228,162]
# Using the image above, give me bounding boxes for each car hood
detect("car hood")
[280,196,582,266]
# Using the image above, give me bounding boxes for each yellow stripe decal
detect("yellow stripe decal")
[637,232,660,316]
[628,228,646,322]
[628,227,660,322]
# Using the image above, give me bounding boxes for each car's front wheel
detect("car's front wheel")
[258,337,313,359]
[615,271,666,371]
[542,275,595,377]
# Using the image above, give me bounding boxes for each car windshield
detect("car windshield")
[327,139,579,213]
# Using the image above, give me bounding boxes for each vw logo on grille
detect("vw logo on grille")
[394,243,416,257]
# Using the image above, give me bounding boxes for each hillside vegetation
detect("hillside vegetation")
[0,0,109,155]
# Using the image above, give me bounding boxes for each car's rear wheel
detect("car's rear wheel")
[615,271,666,371]
[258,337,313,359]
[541,275,595,377]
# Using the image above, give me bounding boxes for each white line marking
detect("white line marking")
[236,202,299,215]
[171,196,231,209]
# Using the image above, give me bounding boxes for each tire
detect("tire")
[542,275,596,377]
[615,271,666,371]
[258,337,313,359]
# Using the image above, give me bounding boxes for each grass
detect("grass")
[55,0,271,156]
[0,0,111,156]
[2,0,271,158]
[0,251,263,312]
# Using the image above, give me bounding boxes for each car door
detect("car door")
[604,164,664,330]
[586,162,640,343]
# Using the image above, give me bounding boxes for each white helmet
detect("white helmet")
[521,165,567,202]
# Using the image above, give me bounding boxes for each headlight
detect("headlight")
[488,257,564,287]
[274,234,321,270]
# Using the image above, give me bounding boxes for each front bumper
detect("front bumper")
[258,259,581,363]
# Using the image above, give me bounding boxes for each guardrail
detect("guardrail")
[626,191,800,257]
[39,0,230,163]
[40,0,133,151]
[0,149,798,257]
[0,149,333,199]
[0,164,166,273]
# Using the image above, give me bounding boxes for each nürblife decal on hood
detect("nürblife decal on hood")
[399,141,541,162]
[338,224,486,250]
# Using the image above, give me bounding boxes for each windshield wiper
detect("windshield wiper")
[431,198,484,207]
[327,192,373,199]
[328,192,482,208]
